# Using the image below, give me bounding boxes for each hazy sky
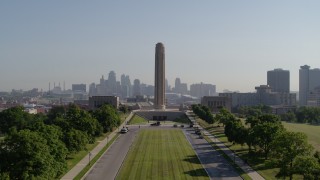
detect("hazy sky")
[1,1,320,92]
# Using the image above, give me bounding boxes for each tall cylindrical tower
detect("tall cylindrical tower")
[154,42,166,110]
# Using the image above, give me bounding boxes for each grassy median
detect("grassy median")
[116,129,209,180]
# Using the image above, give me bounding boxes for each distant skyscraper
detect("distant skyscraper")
[108,71,117,95]
[267,68,290,93]
[299,65,320,106]
[173,77,188,95]
[165,79,170,92]
[89,83,96,96]
[133,79,141,96]
[72,84,86,93]
[154,42,165,110]
[175,78,181,93]
[190,82,216,98]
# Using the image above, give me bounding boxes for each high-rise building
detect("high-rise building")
[108,71,117,95]
[89,83,96,96]
[190,82,216,98]
[175,78,181,93]
[299,65,320,106]
[154,42,166,110]
[267,68,289,93]
[174,77,188,95]
[133,79,141,96]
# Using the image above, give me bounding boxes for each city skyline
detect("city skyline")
[1,1,320,92]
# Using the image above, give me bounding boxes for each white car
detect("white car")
[120,127,128,133]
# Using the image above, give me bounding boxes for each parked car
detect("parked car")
[151,121,161,126]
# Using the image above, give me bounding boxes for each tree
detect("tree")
[93,104,121,133]
[0,106,31,134]
[0,130,60,179]
[65,104,102,142]
[314,151,320,164]
[224,117,246,145]
[293,156,320,179]
[46,105,66,124]
[64,128,89,154]
[251,122,284,159]
[26,121,68,175]
[296,107,320,124]
[271,131,314,180]
[258,114,281,124]
[245,115,260,128]
[215,108,234,126]
[280,111,297,122]
[119,104,130,114]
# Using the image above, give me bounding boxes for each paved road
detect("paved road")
[61,113,135,180]
[84,126,140,180]
[84,125,243,180]
[184,128,242,180]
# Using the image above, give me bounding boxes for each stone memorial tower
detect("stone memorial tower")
[154,42,166,110]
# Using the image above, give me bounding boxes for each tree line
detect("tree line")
[0,104,122,179]
[193,104,320,179]
[238,105,320,124]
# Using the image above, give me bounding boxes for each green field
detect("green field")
[282,122,320,151]
[117,129,209,180]
[128,115,148,125]
[196,117,313,180]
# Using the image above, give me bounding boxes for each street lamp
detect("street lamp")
[89,151,92,165]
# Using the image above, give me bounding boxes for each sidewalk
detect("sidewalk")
[202,130,264,180]
[186,111,264,180]
[61,112,134,180]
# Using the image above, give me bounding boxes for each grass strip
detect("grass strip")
[73,133,120,180]
[128,114,148,125]
[117,129,208,180]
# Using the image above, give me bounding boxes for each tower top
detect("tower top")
[156,42,164,47]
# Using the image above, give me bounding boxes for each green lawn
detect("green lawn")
[282,121,320,151]
[128,114,148,125]
[116,129,209,180]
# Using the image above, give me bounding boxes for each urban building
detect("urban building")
[72,84,86,93]
[299,65,320,106]
[133,79,141,96]
[174,78,188,95]
[201,96,231,112]
[190,82,216,98]
[107,71,117,95]
[220,85,296,111]
[89,83,97,96]
[89,96,119,109]
[307,86,320,106]
[267,68,289,93]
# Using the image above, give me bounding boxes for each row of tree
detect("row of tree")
[216,108,320,179]
[238,104,320,124]
[281,106,320,124]
[0,104,122,179]
[191,104,214,124]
